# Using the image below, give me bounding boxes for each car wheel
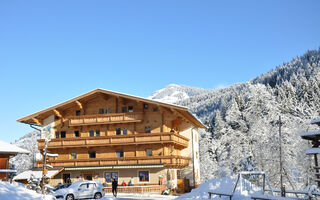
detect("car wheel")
[94,192,102,199]
[66,194,74,200]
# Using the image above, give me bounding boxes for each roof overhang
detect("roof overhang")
[17,88,206,129]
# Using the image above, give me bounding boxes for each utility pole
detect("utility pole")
[41,139,48,194]
[279,115,285,197]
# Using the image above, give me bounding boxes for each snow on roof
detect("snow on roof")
[0,141,30,154]
[300,130,320,137]
[13,169,59,180]
[306,148,320,155]
[311,118,320,124]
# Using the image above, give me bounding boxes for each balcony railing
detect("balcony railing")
[37,155,190,168]
[68,112,143,126]
[38,132,189,149]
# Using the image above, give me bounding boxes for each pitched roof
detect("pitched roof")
[17,88,206,128]
[13,168,63,180]
[0,141,30,154]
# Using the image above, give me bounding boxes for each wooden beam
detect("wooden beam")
[75,100,83,110]
[32,118,42,125]
[53,109,62,118]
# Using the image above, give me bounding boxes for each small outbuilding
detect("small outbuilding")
[0,140,30,181]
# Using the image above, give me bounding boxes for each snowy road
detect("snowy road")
[100,193,178,200]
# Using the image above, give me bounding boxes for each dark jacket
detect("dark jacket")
[112,180,118,189]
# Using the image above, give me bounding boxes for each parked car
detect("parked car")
[54,181,105,200]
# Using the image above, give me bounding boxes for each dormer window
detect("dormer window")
[99,108,104,114]
[106,108,110,114]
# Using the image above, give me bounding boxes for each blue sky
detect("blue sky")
[1,0,320,142]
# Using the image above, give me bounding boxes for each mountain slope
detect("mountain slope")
[153,48,320,190]
[148,84,210,104]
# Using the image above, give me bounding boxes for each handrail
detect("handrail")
[38,132,189,142]
[39,155,190,163]
[69,112,144,119]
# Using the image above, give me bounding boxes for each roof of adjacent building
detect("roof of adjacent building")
[0,140,30,155]
[311,118,320,125]
[17,88,206,128]
[300,130,320,140]
[13,168,62,180]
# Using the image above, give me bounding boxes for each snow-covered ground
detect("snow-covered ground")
[100,193,177,200]
[0,181,55,200]
[176,177,272,200]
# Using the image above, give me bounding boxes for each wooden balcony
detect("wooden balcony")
[68,112,143,126]
[37,155,190,168]
[38,132,189,150]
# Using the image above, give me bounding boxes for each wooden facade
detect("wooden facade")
[17,89,204,189]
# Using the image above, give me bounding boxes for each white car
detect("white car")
[54,181,105,200]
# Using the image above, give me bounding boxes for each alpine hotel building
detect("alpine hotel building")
[17,89,205,191]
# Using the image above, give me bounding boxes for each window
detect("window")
[55,132,59,138]
[79,183,88,189]
[106,108,110,114]
[76,110,81,116]
[55,115,59,120]
[122,106,127,113]
[71,152,77,159]
[89,151,96,158]
[105,172,118,182]
[122,128,127,135]
[146,149,152,156]
[144,103,148,109]
[128,106,133,112]
[74,131,80,137]
[89,130,94,137]
[99,108,104,114]
[145,126,151,133]
[116,128,121,135]
[96,130,100,137]
[153,107,158,112]
[60,131,66,138]
[116,150,124,158]
[139,171,149,182]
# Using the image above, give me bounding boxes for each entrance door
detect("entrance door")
[84,173,93,180]
[63,173,71,184]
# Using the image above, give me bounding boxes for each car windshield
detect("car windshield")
[53,184,71,191]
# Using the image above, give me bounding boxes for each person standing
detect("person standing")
[129,177,134,186]
[112,178,118,197]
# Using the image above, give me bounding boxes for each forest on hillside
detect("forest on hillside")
[177,48,320,189]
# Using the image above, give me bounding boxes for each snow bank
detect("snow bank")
[0,181,55,200]
[176,177,263,200]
